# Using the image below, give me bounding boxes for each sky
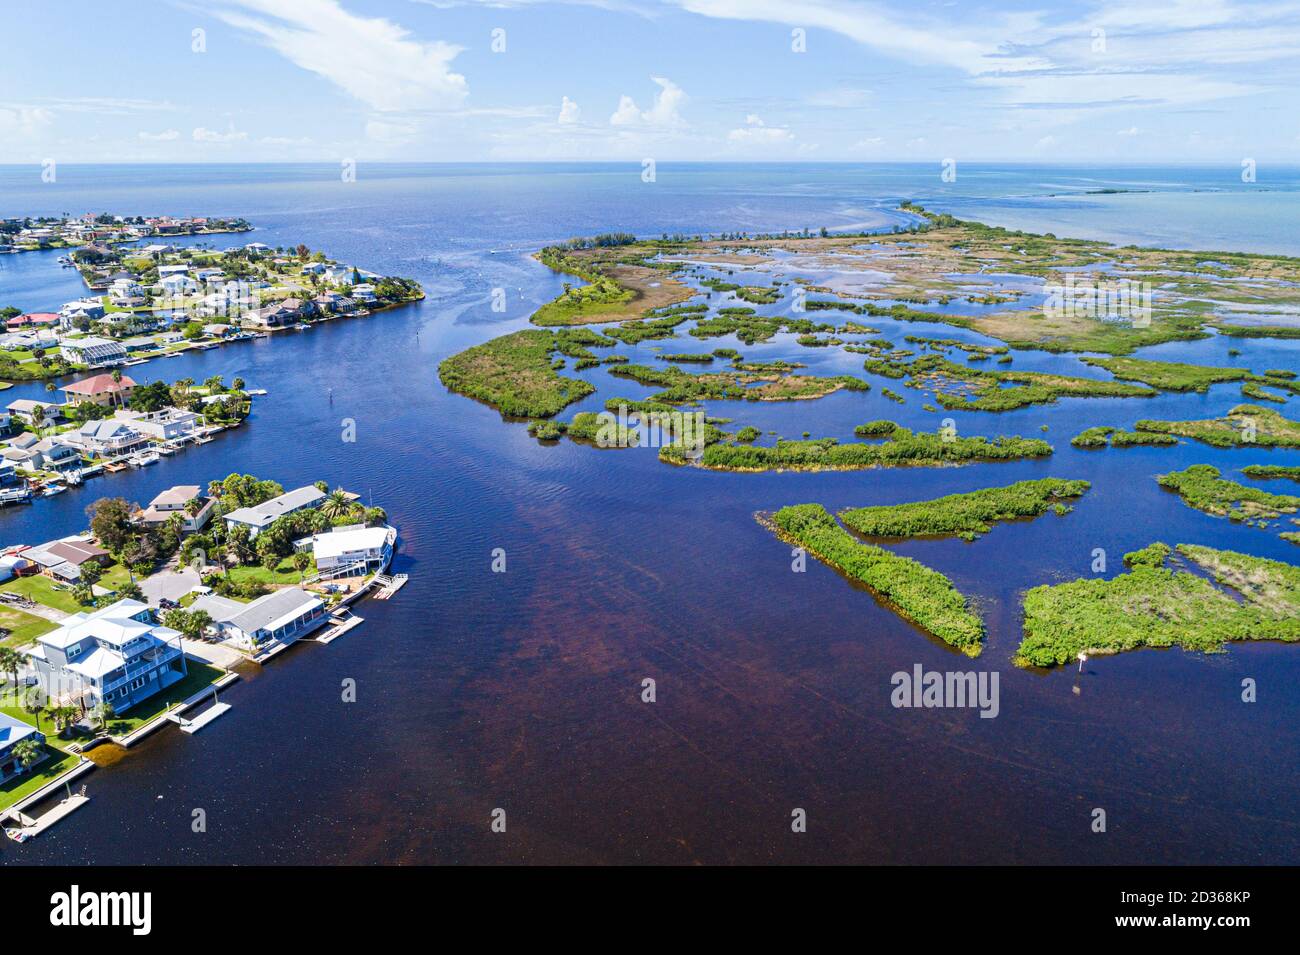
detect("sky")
[1,0,1297,163]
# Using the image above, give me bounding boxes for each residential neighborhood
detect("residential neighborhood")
[0,370,253,504]
[0,215,423,387]
[0,472,403,836]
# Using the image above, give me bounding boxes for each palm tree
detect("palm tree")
[94,701,116,734]
[52,704,80,738]
[0,646,26,688]
[11,738,41,772]
[292,550,313,583]
[320,489,352,521]
[24,694,46,733]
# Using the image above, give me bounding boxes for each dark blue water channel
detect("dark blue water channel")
[1,163,1297,864]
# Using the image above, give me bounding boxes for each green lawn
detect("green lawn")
[0,575,80,614]
[0,605,58,649]
[97,564,135,593]
[0,748,82,812]
[103,662,225,737]
[225,558,309,588]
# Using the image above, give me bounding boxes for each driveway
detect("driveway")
[141,568,201,607]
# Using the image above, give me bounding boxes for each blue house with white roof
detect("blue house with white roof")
[28,598,188,715]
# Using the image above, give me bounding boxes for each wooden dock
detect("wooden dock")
[3,788,91,843]
[316,612,365,644]
[168,701,232,734]
[372,574,408,600]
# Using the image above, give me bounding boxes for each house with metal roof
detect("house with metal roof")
[27,598,188,714]
[198,587,327,650]
[223,485,326,538]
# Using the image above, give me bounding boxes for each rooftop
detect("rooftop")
[149,485,202,509]
[0,711,41,748]
[65,373,137,395]
[225,486,326,528]
[226,588,322,635]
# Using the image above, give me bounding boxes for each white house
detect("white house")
[67,419,146,457]
[296,524,395,577]
[195,587,327,650]
[6,398,65,424]
[114,407,204,441]
[223,485,326,538]
[138,485,214,532]
[158,273,199,295]
[109,278,146,306]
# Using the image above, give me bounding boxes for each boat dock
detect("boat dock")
[4,789,91,843]
[371,574,408,600]
[316,608,365,644]
[168,701,232,734]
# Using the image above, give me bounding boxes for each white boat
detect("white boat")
[131,451,161,467]
[41,485,68,497]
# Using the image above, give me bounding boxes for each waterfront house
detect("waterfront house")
[323,265,358,286]
[6,398,65,425]
[60,336,128,367]
[138,485,214,532]
[67,419,146,458]
[28,598,188,715]
[114,407,203,441]
[0,460,25,488]
[350,285,378,304]
[312,292,343,313]
[301,262,327,276]
[0,712,45,783]
[223,485,326,539]
[297,525,395,577]
[63,372,137,407]
[31,437,83,470]
[201,587,327,650]
[244,298,308,329]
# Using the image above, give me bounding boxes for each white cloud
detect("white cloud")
[558,96,581,125]
[0,106,53,138]
[211,0,467,112]
[727,114,793,144]
[664,0,1275,114]
[193,126,249,143]
[139,129,181,141]
[609,77,686,126]
[1117,126,1139,136]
